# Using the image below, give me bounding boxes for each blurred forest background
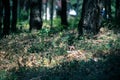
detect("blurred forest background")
[0,0,120,80]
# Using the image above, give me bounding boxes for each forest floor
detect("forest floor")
[0,25,120,80]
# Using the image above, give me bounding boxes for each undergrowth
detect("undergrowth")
[0,19,120,80]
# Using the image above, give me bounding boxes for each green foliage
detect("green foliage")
[111,0,116,17]
[49,17,76,34]
[39,28,50,37]
[28,43,45,53]
[68,18,79,29]
[0,70,17,80]
[111,37,120,50]
[19,10,29,22]
[0,70,7,80]
[53,18,61,28]
[55,47,66,56]
[17,10,29,31]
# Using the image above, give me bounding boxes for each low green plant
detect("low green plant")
[28,43,45,53]
[0,70,7,80]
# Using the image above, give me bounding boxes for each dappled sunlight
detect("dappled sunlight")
[0,23,120,79]
[0,27,119,71]
[2,48,119,80]
[0,0,120,79]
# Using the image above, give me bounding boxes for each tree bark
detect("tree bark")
[61,0,68,27]
[50,0,54,27]
[56,0,61,17]
[116,0,120,24]
[11,0,18,32]
[44,0,48,20]
[0,0,3,33]
[2,0,10,35]
[29,0,43,30]
[78,0,101,36]
[78,0,86,36]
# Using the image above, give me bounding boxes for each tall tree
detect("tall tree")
[105,0,112,20]
[29,0,43,30]
[56,0,61,17]
[78,0,101,36]
[116,0,120,24]
[61,0,68,27]
[50,0,54,27]
[11,0,18,32]
[0,0,3,33]
[2,0,10,35]
[78,0,86,36]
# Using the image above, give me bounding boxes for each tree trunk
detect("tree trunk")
[11,0,18,32]
[45,0,48,20]
[29,0,43,30]
[2,0,10,35]
[0,0,3,33]
[78,0,101,36]
[105,0,112,20]
[116,0,120,24]
[78,0,86,36]
[61,0,68,27]
[56,0,61,17]
[50,0,54,27]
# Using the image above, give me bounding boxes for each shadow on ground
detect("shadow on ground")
[7,49,120,80]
